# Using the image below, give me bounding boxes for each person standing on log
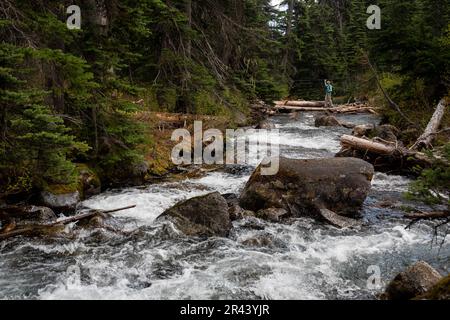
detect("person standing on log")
[324,79,334,108]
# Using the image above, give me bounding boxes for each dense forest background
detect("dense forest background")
[0,0,449,200]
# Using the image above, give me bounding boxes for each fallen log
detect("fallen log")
[412,99,448,150]
[274,104,376,114]
[50,205,137,226]
[338,135,434,174]
[275,105,329,112]
[275,100,325,108]
[0,205,136,240]
[340,135,396,155]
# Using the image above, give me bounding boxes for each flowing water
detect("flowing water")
[1,113,449,300]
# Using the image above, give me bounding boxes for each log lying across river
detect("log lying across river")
[274,101,377,114]
[275,100,326,108]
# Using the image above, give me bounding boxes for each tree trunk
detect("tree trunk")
[340,135,396,155]
[282,0,294,76]
[275,100,325,108]
[185,0,192,59]
[413,99,448,150]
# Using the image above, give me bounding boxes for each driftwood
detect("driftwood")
[412,99,448,150]
[0,205,136,240]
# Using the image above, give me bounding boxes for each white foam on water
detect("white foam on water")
[372,173,412,193]
[81,172,249,226]
[35,217,446,300]
[3,114,449,301]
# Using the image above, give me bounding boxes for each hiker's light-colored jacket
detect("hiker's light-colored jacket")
[325,83,333,94]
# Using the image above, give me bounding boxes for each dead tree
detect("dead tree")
[412,99,448,150]
[0,205,136,240]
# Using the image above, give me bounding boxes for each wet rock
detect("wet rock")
[103,161,150,188]
[340,121,356,129]
[223,193,255,221]
[242,235,273,247]
[21,206,56,223]
[315,115,341,127]
[255,120,276,130]
[239,157,374,222]
[0,205,56,225]
[158,192,232,237]
[77,212,110,229]
[352,124,375,137]
[416,274,450,300]
[383,261,443,300]
[256,208,288,222]
[319,209,362,229]
[41,190,80,212]
[229,204,252,221]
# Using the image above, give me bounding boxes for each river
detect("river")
[1,112,449,300]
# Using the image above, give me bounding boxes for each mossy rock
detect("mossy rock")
[76,164,101,198]
[43,183,79,195]
[416,275,450,300]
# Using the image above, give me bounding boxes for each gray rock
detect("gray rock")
[158,192,232,237]
[256,208,288,222]
[242,235,274,247]
[239,157,374,223]
[41,191,80,212]
[255,120,276,130]
[315,115,341,127]
[319,208,362,229]
[0,205,56,224]
[352,124,375,137]
[383,261,443,300]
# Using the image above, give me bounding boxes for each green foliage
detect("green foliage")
[406,144,450,208]
[0,43,90,196]
[1,0,448,199]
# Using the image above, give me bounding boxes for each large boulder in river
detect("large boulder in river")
[0,205,57,230]
[239,157,374,224]
[41,190,80,212]
[315,115,341,127]
[383,261,443,300]
[158,192,232,237]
